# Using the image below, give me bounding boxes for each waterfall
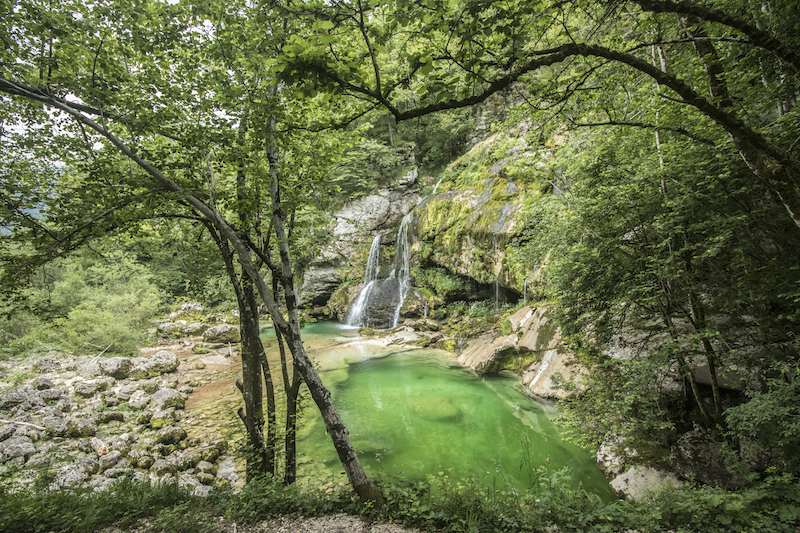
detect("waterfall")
[346,232,383,327]
[389,212,412,328]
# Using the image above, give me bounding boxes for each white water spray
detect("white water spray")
[346,232,383,327]
[389,213,412,328]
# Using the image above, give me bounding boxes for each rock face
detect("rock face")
[669,430,749,489]
[300,173,420,307]
[610,466,682,501]
[455,306,587,399]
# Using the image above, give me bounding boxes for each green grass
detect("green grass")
[3,470,799,533]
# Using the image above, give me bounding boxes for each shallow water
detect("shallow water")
[291,322,614,498]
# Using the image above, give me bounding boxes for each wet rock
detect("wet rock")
[150,388,185,411]
[99,357,133,380]
[202,324,241,344]
[610,466,682,501]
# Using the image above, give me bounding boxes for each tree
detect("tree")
[274,0,800,229]
[0,0,382,502]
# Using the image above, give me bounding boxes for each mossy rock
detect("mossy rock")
[434,339,458,352]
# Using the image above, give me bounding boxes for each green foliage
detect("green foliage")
[329,138,409,201]
[0,248,164,357]
[411,267,470,300]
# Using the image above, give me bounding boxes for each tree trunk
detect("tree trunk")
[264,112,384,504]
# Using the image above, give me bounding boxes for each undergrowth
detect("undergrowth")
[2,470,799,533]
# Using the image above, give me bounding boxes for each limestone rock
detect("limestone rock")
[99,357,133,380]
[66,417,98,438]
[98,450,123,471]
[156,426,187,445]
[150,409,178,429]
[610,466,682,501]
[158,322,184,337]
[33,357,62,373]
[130,350,179,379]
[32,377,54,390]
[150,388,185,411]
[127,390,151,410]
[0,436,36,462]
[182,322,206,336]
[202,324,241,344]
[457,333,518,373]
[670,430,749,489]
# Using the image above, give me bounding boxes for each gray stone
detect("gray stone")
[156,426,187,445]
[99,357,133,380]
[670,430,749,489]
[32,377,54,390]
[78,361,103,378]
[74,380,103,397]
[97,411,125,424]
[150,388,185,411]
[196,472,215,485]
[127,390,151,410]
[115,384,139,401]
[1,437,36,462]
[33,357,62,373]
[183,322,207,336]
[202,324,241,344]
[130,351,179,379]
[196,460,217,476]
[104,466,133,478]
[158,322,184,337]
[0,426,15,442]
[152,458,176,476]
[610,466,682,501]
[140,379,160,394]
[150,409,177,429]
[99,450,123,471]
[66,417,98,438]
[37,388,64,403]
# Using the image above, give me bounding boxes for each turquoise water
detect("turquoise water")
[289,322,614,498]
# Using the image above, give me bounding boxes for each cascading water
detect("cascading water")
[346,232,383,327]
[389,213,412,328]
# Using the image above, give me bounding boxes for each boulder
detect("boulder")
[183,322,207,336]
[0,436,36,462]
[99,357,133,380]
[32,377,54,390]
[150,409,178,429]
[202,324,241,344]
[457,332,518,372]
[156,426,187,445]
[158,322,184,337]
[33,357,62,373]
[130,350,179,379]
[610,466,682,501]
[670,430,749,489]
[127,390,151,410]
[150,388,186,411]
[98,450,123,471]
[65,417,98,438]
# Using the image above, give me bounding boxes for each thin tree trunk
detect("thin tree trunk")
[264,111,384,504]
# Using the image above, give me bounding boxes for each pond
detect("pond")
[282,322,614,498]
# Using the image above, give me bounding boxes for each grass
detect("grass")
[3,468,799,533]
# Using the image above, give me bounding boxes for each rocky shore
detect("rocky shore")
[0,309,244,495]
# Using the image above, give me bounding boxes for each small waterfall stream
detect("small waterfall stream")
[389,213,412,328]
[346,232,383,327]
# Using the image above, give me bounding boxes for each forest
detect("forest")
[1,0,800,531]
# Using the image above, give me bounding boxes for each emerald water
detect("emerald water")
[290,322,614,498]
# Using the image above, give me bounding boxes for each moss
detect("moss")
[435,338,458,352]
